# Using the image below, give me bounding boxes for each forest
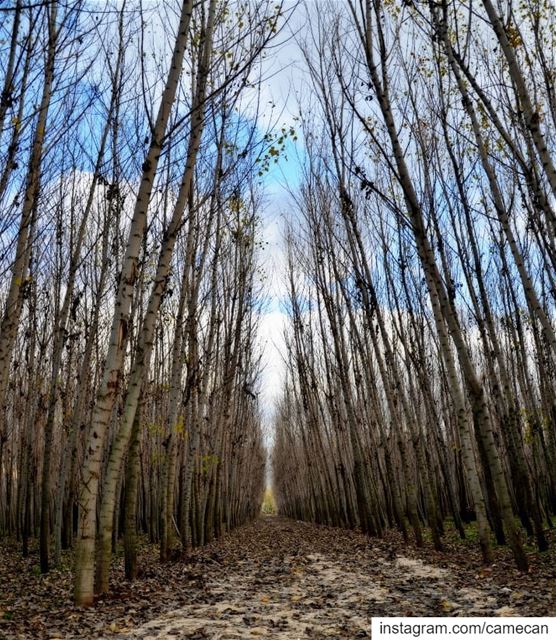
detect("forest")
[0,0,555,638]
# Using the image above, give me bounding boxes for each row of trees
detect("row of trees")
[273,0,556,572]
[0,0,280,606]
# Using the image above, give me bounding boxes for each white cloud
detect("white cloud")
[256,196,290,432]
[257,309,288,414]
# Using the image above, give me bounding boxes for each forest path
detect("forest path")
[122,516,529,640]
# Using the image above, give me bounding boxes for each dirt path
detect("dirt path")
[120,516,550,640]
[2,515,554,639]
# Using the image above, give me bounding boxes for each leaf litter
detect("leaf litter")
[0,515,554,639]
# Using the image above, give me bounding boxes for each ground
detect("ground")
[1,516,555,639]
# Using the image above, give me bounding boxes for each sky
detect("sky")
[251,1,307,428]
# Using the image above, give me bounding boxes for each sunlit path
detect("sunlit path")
[124,516,553,639]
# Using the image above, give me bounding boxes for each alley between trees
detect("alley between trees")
[2,0,556,633]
